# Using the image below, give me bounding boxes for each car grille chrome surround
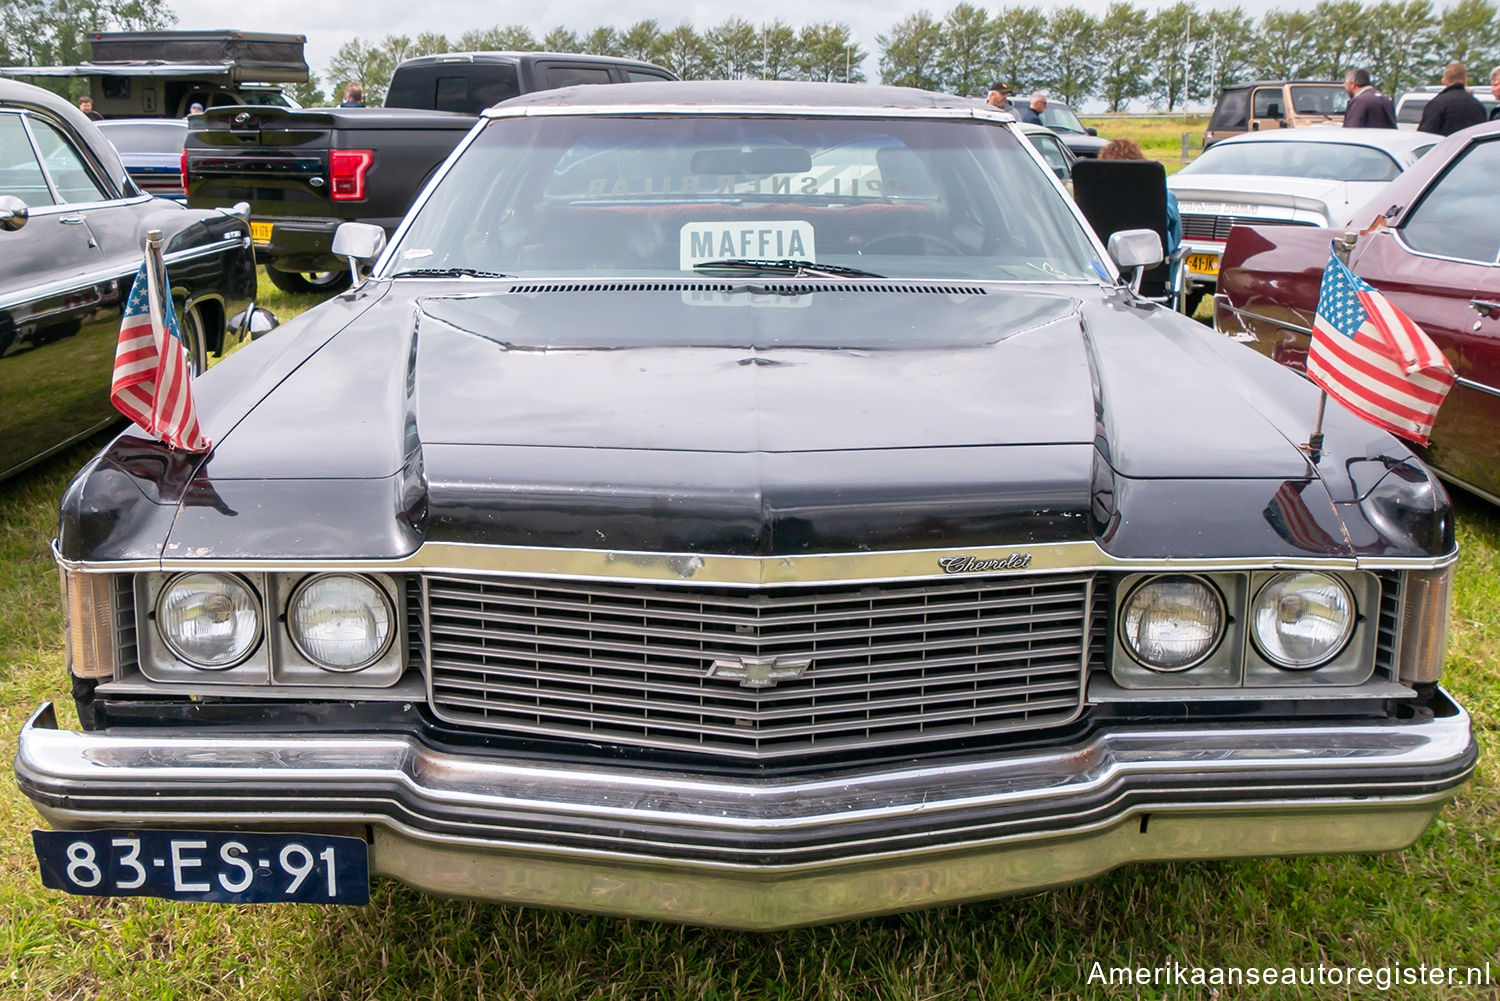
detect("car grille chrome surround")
[421,572,1096,758]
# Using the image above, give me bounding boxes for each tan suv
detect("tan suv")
[1202,80,1348,148]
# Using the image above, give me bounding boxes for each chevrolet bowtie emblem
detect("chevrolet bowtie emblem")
[707,654,812,689]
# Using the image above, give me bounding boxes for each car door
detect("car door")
[1249,86,1288,133]
[1349,135,1500,497]
[0,108,130,478]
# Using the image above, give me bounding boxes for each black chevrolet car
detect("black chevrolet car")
[0,79,261,480]
[17,82,1475,928]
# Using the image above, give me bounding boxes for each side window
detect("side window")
[0,114,54,207]
[1402,140,1500,264]
[1211,90,1250,131]
[1252,88,1284,119]
[29,119,110,203]
[627,70,672,82]
[544,65,614,89]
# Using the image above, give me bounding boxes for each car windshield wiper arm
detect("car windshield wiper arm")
[692,258,886,279]
[391,267,514,279]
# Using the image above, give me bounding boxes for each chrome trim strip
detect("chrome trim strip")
[1455,375,1500,398]
[1216,301,1314,337]
[0,235,240,313]
[53,539,1460,582]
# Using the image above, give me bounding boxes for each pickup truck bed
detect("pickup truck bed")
[185,106,475,291]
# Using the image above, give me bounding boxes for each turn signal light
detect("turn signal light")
[329,149,374,201]
[62,569,117,680]
[1398,567,1453,684]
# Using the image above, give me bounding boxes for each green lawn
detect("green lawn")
[1,246,1496,998]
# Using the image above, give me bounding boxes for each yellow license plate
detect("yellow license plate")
[250,221,273,245]
[1187,252,1220,276]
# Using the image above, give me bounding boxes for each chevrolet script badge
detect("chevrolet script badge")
[707,655,812,689]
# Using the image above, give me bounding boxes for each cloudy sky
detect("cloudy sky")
[170,0,1272,93]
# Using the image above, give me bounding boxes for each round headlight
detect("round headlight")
[1251,572,1354,669]
[287,574,394,671]
[156,573,262,669]
[1120,575,1225,672]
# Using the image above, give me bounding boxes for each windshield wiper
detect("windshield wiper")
[692,258,886,279]
[391,267,514,279]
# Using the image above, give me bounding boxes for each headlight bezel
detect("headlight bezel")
[153,571,265,671]
[1117,573,1228,673]
[1248,571,1356,671]
[285,572,397,673]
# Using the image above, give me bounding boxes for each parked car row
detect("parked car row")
[1168,127,1437,312]
[1216,120,1500,505]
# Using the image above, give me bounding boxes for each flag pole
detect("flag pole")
[1304,230,1358,462]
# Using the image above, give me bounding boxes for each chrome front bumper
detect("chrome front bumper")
[16,698,1476,929]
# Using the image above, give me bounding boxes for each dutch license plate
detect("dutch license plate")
[1187,252,1220,276]
[249,220,273,245]
[33,829,369,904]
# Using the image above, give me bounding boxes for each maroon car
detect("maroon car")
[1216,121,1500,503]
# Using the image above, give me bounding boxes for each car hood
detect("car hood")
[95,280,1383,562]
[1168,173,1391,222]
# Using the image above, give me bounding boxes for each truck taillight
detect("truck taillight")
[180,149,189,196]
[329,149,373,201]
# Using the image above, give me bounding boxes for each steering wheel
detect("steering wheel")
[859,231,965,256]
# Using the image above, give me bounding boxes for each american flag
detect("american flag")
[109,249,210,453]
[1306,252,1453,446]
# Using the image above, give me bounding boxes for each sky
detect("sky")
[169,0,1283,97]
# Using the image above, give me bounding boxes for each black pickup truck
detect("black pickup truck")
[184,51,675,292]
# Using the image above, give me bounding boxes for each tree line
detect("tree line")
[2,0,1498,112]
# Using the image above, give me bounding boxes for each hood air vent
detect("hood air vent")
[502,281,988,296]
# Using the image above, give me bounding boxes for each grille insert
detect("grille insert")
[1181,214,1316,242]
[424,573,1093,758]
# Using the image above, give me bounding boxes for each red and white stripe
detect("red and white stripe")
[109,253,210,452]
[1307,291,1453,447]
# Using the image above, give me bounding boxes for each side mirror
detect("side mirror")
[0,195,28,232]
[1107,229,1163,294]
[332,222,387,278]
[1085,126,1098,136]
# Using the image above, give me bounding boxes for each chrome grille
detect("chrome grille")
[424,573,1094,758]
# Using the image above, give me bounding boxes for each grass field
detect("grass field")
[1,132,1495,996]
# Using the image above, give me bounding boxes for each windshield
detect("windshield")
[1039,105,1086,134]
[1178,140,1402,182]
[385,114,1102,282]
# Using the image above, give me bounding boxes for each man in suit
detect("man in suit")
[1342,69,1396,128]
[1019,92,1046,126]
[1417,62,1486,135]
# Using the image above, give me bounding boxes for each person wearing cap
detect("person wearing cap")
[986,82,1019,117]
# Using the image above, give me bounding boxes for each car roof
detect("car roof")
[398,51,671,72]
[1208,126,1436,151]
[494,79,992,114]
[1218,80,1343,91]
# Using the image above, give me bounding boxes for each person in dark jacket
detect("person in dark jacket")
[1417,62,1486,135]
[1019,92,1046,126]
[1490,66,1500,121]
[339,83,365,108]
[1342,68,1396,127]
